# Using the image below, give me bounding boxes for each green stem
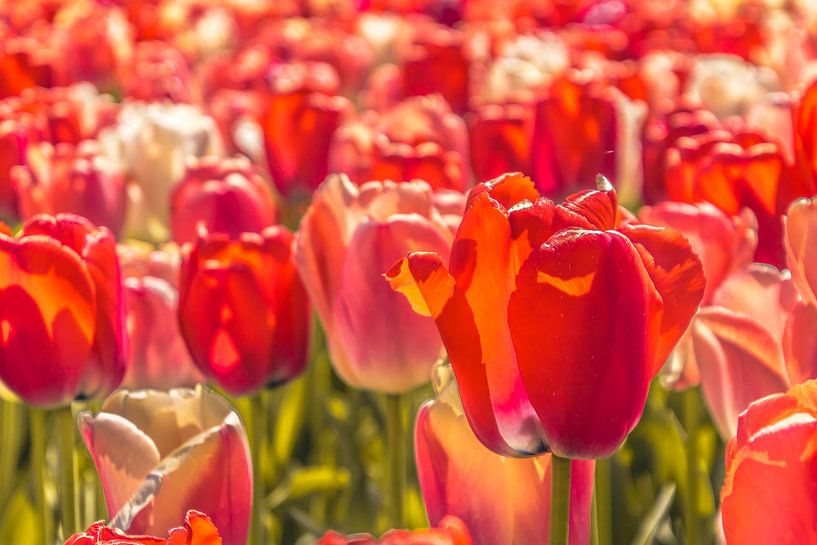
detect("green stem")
[684,389,701,545]
[57,405,78,538]
[596,456,613,545]
[590,485,599,545]
[30,408,52,545]
[0,399,19,509]
[386,393,405,529]
[246,395,264,545]
[549,455,572,545]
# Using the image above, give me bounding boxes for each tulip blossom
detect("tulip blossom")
[329,94,470,192]
[720,380,817,544]
[416,364,595,545]
[99,102,220,241]
[0,114,28,217]
[13,140,127,236]
[793,80,817,197]
[78,386,251,545]
[258,62,351,199]
[663,128,790,266]
[316,516,473,545]
[170,155,278,245]
[118,242,204,390]
[0,36,58,98]
[531,72,645,204]
[467,103,533,183]
[296,174,460,393]
[401,25,470,113]
[0,213,126,407]
[64,510,221,545]
[389,172,705,458]
[179,226,309,396]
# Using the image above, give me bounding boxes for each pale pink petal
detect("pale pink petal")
[783,301,817,386]
[784,196,817,307]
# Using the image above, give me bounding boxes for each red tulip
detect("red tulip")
[296,174,460,393]
[401,25,470,113]
[416,364,595,545]
[64,510,221,545]
[793,80,817,198]
[170,155,278,245]
[118,242,204,390]
[467,103,533,183]
[0,36,58,98]
[388,172,705,458]
[78,386,251,545]
[0,113,29,217]
[720,380,817,544]
[178,226,310,396]
[663,128,790,266]
[316,516,473,545]
[531,72,644,202]
[329,94,470,192]
[258,62,351,199]
[0,213,126,407]
[13,140,127,236]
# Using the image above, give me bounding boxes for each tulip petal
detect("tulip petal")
[784,196,817,307]
[620,223,706,372]
[508,229,662,458]
[692,308,789,439]
[783,302,817,386]
[78,411,161,518]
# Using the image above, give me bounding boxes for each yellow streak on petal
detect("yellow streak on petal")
[536,270,596,296]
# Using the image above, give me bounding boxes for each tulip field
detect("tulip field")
[2,0,817,544]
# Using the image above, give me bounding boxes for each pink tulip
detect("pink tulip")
[78,385,252,545]
[117,243,204,390]
[13,140,127,236]
[416,365,595,545]
[295,174,460,393]
[170,155,278,245]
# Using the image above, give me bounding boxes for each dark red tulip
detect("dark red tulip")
[178,226,310,395]
[389,172,704,458]
[468,103,533,182]
[0,213,126,407]
[402,25,470,113]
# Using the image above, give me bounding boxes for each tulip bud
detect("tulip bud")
[170,155,277,245]
[467,102,533,182]
[122,41,197,104]
[296,174,460,393]
[78,385,251,545]
[416,364,595,545]
[0,213,126,407]
[402,25,470,113]
[179,226,310,396]
[13,140,127,236]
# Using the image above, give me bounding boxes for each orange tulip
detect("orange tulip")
[64,510,221,545]
[0,213,126,407]
[389,172,704,458]
[720,380,817,544]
